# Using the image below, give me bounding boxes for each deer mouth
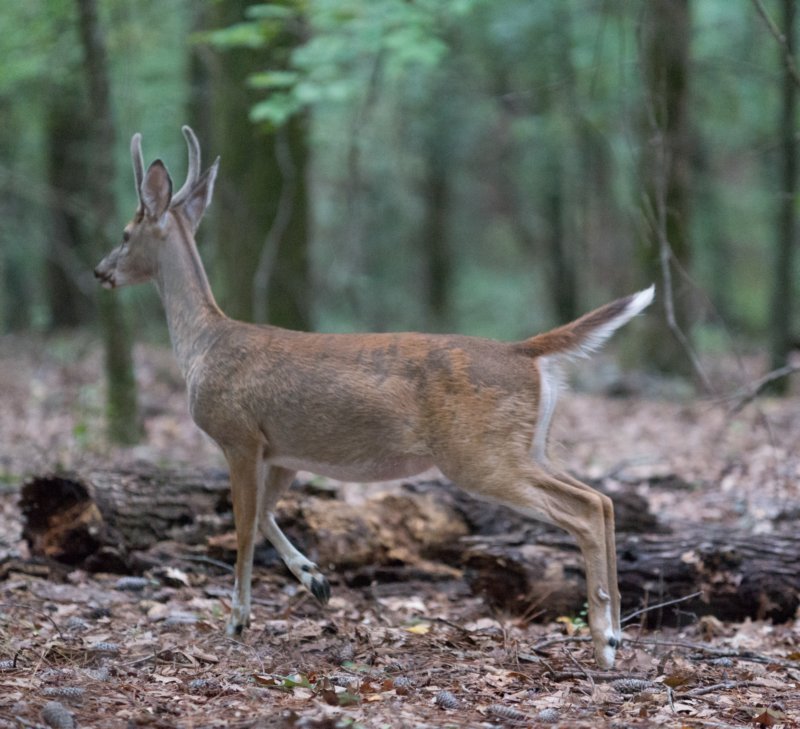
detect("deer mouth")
[94,267,116,289]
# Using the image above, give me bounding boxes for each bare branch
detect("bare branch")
[728,362,800,413]
[622,590,704,625]
[751,0,800,90]
[252,127,297,324]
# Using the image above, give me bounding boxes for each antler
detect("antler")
[130,133,144,202]
[171,125,201,206]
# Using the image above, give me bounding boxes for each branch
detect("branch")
[727,362,800,413]
[621,590,704,625]
[751,0,800,90]
[252,127,297,324]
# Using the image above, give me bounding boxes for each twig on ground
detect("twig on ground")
[622,591,704,625]
[678,680,757,698]
[546,669,644,682]
[530,634,591,653]
[562,645,595,696]
[0,603,65,641]
[178,554,235,573]
[630,636,799,669]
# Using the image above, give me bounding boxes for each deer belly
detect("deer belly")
[267,454,434,482]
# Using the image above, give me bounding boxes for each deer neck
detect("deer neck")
[154,213,225,379]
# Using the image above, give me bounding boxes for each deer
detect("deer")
[94,126,654,669]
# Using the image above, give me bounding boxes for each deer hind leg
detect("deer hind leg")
[551,470,621,641]
[223,442,263,636]
[443,458,620,669]
[259,465,331,604]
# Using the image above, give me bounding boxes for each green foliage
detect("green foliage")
[0,0,796,369]
[207,0,484,127]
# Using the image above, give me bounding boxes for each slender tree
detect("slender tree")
[202,0,310,330]
[46,91,90,329]
[639,0,694,376]
[769,0,797,390]
[75,0,140,443]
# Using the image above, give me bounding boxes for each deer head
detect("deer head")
[94,126,219,289]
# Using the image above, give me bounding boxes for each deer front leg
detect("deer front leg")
[223,443,263,636]
[259,465,331,603]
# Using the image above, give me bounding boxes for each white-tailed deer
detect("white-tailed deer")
[95,127,653,669]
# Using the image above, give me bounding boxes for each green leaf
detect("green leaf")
[248,70,299,90]
[246,4,295,22]
[249,92,302,126]
[204,22,266,50]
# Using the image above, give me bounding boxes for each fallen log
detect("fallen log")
[463,530,800,625]
[17,468,657,572]
[17,468,469,576]
[16,466,800,626]
[18,465,232,572]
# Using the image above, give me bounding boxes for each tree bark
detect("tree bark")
[204,0,311,331]
[769,0,797,390]
[75,0,140,443]
[45,93,91,329]
[19,467,233,573]
[639,0,694,376]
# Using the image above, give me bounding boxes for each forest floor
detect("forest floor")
[0,333,799,728]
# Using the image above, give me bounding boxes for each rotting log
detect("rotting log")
[19,465,232,572]
[17,468,469,576]
[463,530,800,626]
[17,468,656,574]
[16,467,799,626]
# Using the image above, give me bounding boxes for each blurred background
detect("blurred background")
[0,0,797,443]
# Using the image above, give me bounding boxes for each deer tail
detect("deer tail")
[516,285,655,360]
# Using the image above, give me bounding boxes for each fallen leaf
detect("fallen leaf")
[405,622,431,635]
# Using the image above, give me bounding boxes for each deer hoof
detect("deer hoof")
[310,575,331,604]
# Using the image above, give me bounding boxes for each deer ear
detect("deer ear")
[140,160,172,220]
[178,157,219,233]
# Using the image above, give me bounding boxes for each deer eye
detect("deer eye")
[122,231,131,243]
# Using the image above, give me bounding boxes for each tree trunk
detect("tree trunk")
[75,0,140,443]
[259,117,311,330]
[205,0,311,331]
[639,0,694,376]
[45,92,91,329]
[18,467,798,627]
[769,0,797,390]
[422,129,450,332]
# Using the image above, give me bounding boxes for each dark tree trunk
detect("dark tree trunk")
[205,0,311,331]
[422,135,450,332]
[544,156,578,323]
[45,93,91,329]
[639,0,694,376]
[75,0,140,443]
[260,117,311,330]
[769,0,797,389]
